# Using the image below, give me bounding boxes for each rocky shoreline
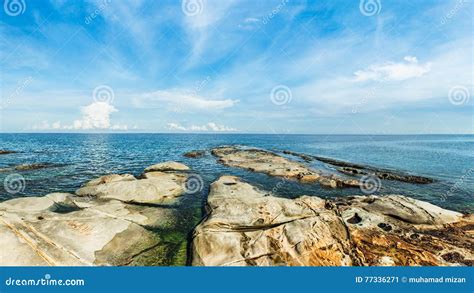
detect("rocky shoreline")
[192,176,472,266]
[0,146,472,266]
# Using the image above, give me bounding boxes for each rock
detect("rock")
[340,195,462,225]
[192,176,473,266]
[0,206,162,266]
[75,175,186,205]
[298,173,320,183]
[0,193,79,213]
[192,176,354,266]
[144,161,190,172]
[0,163,64,173]
[184,150,206,158]
[282,150,313,162]
[76,162,191,205]
[0,150,17,155]
[0,189,182,266]
[211,146,361,189]
[83,174,136,187]
[314,156,434,184]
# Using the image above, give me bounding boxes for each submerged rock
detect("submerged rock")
[184,150,206,158]
[211,146,361,189]
[281,150,434,184]
[315,156,434,184]
[144,161,190,172]
[0,150,17,155]
[0,163,65,173]
[192,176,473,266]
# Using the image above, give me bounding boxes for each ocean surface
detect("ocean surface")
[1,134,473,264]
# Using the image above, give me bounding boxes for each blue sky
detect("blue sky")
[0,0,472,133]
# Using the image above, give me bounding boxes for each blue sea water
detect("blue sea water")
[0,134,473,213]
[1,134,472,265]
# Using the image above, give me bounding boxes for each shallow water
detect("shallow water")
[0,134,472,264]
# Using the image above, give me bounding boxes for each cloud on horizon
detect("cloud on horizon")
[167,122,236,132]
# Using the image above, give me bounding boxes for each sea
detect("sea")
[1,134,472,264]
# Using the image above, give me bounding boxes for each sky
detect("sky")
[0,0,472,134]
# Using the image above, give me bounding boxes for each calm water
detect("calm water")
[0,134,473,212]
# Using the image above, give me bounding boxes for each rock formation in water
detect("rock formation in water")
[282,149,434,184]
[192,176,473,266]
[0,150,17,155]
[211,146,360,188]
[0,163,64,173]
[0,148,470,267]
[184,150,206,158]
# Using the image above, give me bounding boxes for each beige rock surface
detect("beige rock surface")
[0,162,191,266]
[211,146,361,188]
[0,197,163,266]
[75,170,188,205]
[192,176,473,266]
[144,161,190,172]
[83,174,136,187]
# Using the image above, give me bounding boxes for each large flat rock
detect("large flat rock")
[211,146,360,188]
[0,196,165,266]
[75,170,188,205]
[192,176,473,266]
[192,176,354,266]
[0,161,192,266]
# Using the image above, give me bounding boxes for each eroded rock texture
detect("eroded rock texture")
[192,176,473,266]
[211,146,360,188]
[0,161,190,266]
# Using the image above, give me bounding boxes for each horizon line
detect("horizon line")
[0,132,473,136]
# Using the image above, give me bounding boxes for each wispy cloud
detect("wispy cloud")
[1,0,472,133]
[167,122,236,132]
[354,56,431,82]
[132,89,239,111]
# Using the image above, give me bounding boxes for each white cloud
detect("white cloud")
[133,90,238,111]
[354,56,431,82]
[72,102,117,129]
[167,122,236,132]
[238,17,260,30]
[31,102,128,131]
[167,122,186,131]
